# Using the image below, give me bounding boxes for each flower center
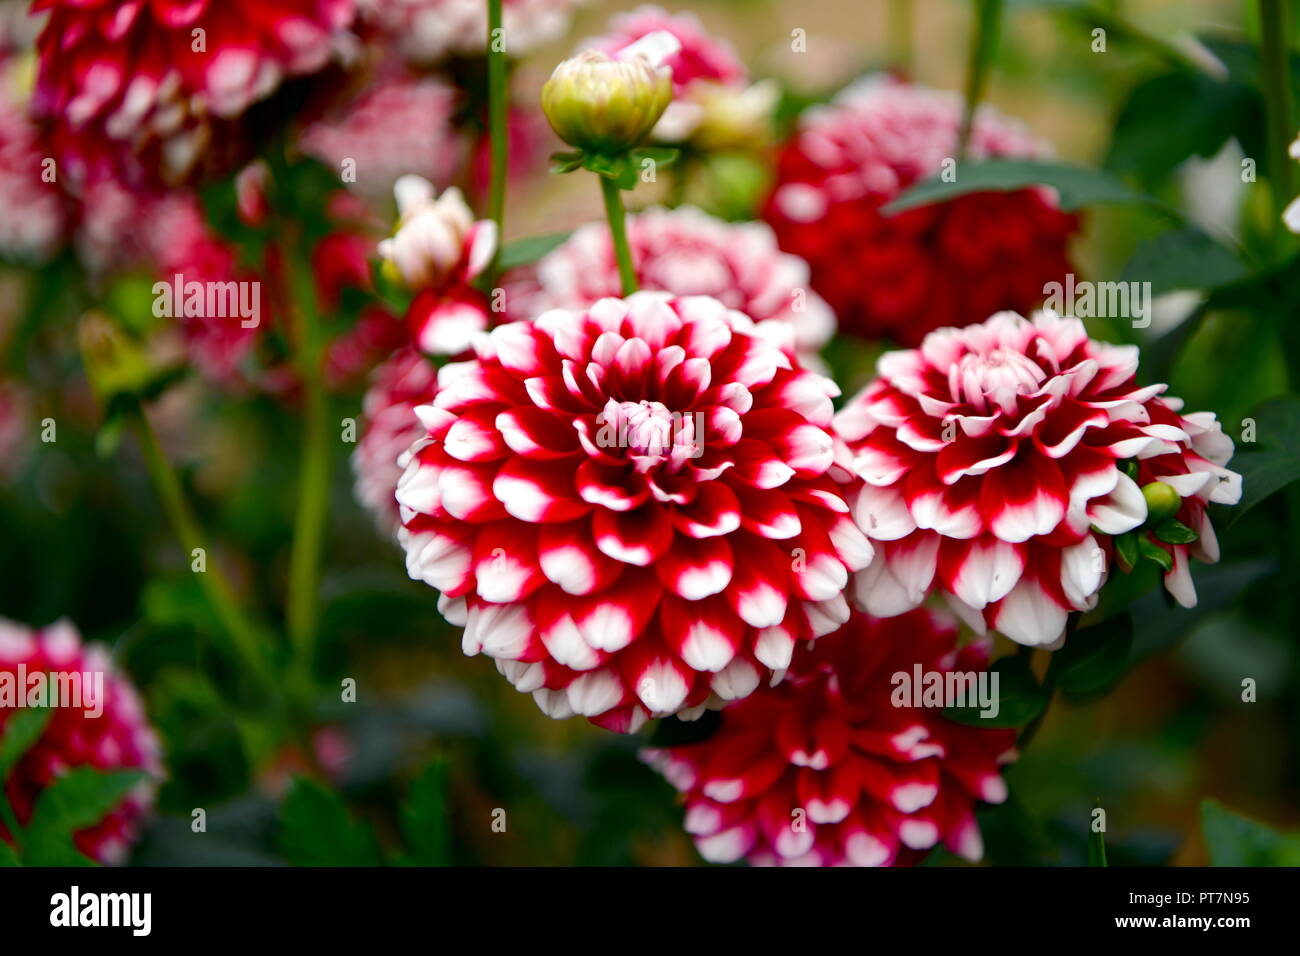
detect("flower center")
[952,348,1047,409]
[597,399,697,461]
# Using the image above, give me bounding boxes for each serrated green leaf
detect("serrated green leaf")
[497,232,572,272]
[279,777,382,866]
[943,654,1047,728]
[1153,518,1199,545]
[1201,799,1300,866]
[21,768,146,866]
[1053,614,1133,695]
[1137,536,1173,572]
[399,759,450,867]
[884,159,1169,215]
[0,707,54,781]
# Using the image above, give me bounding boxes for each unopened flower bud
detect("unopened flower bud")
[541,48,673,154]
[1141,480,1182,526]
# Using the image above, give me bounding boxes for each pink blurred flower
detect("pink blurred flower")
[31,0,357,183]
[359,0,583,64]
[764,77,1078,345]
[510,206,834,362]
[0,618,162,865]
[352,345,438,534]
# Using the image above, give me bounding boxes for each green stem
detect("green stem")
[286,254,332,703]
[486,0,508,270]
[0,784,25,851]
[889,0,914,76]
[126,403,272,690]
[1258,0,1295,244]
[600,176,638,295]
[957,0,1003,161]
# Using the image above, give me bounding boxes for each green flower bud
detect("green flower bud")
[1141,480,1182,526]
[77,311,154,405]
[541,49,673,154]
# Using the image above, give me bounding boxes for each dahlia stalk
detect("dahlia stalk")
[486,0,508,275]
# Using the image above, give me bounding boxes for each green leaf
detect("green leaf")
[1201,799,1300,866]
[1089,799,1108,867]
[943,654,1047,728]
[630,146,680,169]
[1137,536,1173,572]
[1119,228,1246,297]
[1053,614,1134,696]
[496,232,572,272]
[22,768,147,866]
[279,777,382,866]
[1082,615,1137,671]
[0,840,19,867]
[0,707,54,781]
[1153,518,1199,545]
[548,150,584,174]
[1113,530,1139,573]
[398,758,451,866]
[1226,396,1300,527]
[884,159,1169,215]
[1105,71,1246,188]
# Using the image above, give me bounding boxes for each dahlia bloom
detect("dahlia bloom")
[353,345,438,534]
[643,610,1015,866]
[378,175,497,356]
[510,206,834,361]
[0,618,162,864]
[396,292,872,732]
[764,77,1078,345]
[835,310,1242,647]
[31,0,356,183]
[359,0,582,64]
[299,72,465,205]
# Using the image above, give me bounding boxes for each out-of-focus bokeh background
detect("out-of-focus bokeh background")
[2,0,1296,865]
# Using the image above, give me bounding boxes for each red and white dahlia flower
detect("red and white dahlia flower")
[643,609,1015,866]
[507,206,833,362]
[31,0,356,183]
[359,0,582,64]
[395,292,871,732]
[764,77,1078,345]
[835,310,1242,647]
[353,345,438,534]
[0,618,162,864]
[378,174,497,356]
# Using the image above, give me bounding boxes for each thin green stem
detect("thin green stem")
[1258,0,1295,245]
[600,176,638,295]
[889,0,914,76]
[286,252,332,703]
[486,0,508,271]
[957,0,1003,161]
[0,785,25,851]
[126,403,272,690]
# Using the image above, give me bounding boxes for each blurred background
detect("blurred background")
[1,0,1297,866]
